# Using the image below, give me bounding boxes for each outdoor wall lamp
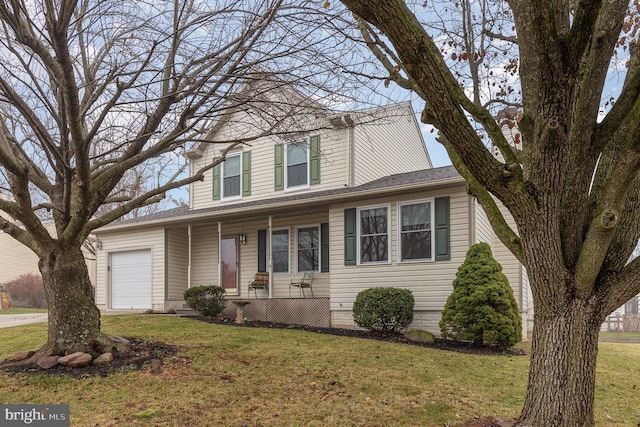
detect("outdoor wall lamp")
[240,233,247,245]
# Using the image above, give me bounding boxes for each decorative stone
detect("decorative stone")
[150,358,162,375]
[403,329,436,344]
[37,356,60,369]
[109,336,130,345]
[11,350,35,361]
[92,352,113,366]
[58,352,93,368]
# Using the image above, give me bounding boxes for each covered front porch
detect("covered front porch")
[163,204,331,312]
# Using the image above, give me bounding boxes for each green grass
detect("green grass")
[0,315,638,426]
[0,308,47,315]
[599,331,640,343]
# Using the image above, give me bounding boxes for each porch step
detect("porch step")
[176,308,198,317]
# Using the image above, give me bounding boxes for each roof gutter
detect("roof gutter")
[95,175,465,234]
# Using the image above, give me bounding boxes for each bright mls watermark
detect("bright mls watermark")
[1,405,69,426]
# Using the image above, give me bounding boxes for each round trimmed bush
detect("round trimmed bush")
[183,285,226,317]
[353,287,414,333]
[439,242,522,349]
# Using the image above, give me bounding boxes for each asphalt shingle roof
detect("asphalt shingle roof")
[98,165,461,231]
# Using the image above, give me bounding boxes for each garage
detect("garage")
[110,249,152,309]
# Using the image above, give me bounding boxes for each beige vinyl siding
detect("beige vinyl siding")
[354,104,431,185]
[492,203,524,310]
[190,225,218,286]
[329,185,469,313]
[190,122,349,211]
[166,228,189,301]
[94,227,165,310]
[0,232,40,284]
[473,198,494,246]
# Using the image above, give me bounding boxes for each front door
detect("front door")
[221,236,239,292]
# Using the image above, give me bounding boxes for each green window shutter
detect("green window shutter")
[435,196,450,261]
[242,151,251,196]
[321,222,329,272]
[344,208,356,266]
[310,135,321,185]
[258,229,267,272]
[212,159,221,200]
[274,144,284,190]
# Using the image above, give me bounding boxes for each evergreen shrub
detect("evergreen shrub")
[183,285,226,317]
[353,287,414,333]
[439,242,522,348]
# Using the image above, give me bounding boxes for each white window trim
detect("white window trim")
[284,140,310,192]
[221,151,242,201]
[271,227,290,274]
[397,198,436,264]
[295,224,321,273]
[357,204,391,265]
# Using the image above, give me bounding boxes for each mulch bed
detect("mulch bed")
[190,316,528,357]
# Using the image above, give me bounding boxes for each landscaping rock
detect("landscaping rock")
[92,353,113,366]
[109,336,130,345]
[37,356,60,369]
[58,352,92,368]
[11,350,35,361]
[150,358,162,375]
[404,329,436,344]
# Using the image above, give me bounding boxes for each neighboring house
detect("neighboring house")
[93,95,530,335]
[0,193,96,290]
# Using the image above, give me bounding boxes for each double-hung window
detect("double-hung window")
[286,144,308,189]
[399,200,434,262]
[358,206,390,264]
[271,229,289,273]
[222,153,241,199]
[297,226,319,272]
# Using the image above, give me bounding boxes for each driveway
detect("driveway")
[0,313,48,328]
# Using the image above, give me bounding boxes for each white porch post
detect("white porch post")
[217,222,222,287]
[268,215,273,299]
[187,225,192,288]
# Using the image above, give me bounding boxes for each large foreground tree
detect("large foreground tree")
[340,0,640,425]
[0,0,359,360]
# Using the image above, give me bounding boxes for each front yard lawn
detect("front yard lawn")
[1,315,638,426]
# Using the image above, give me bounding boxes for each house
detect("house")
[93,95,530,335]
[0,193,97,294]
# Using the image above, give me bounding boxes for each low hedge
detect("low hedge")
[353,287,414,333]
[183,285,226,317]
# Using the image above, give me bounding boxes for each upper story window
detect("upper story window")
[274,135,320,191]
[222,153,241,199]
[212,151,251,201]
[358,205,390,264]
[399,200,434,262]
[286,144,309,189]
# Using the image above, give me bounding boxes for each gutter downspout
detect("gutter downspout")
[268,215,273,298]
[347,123,355,187]
[217,222,222,287]
[187,225,192,288]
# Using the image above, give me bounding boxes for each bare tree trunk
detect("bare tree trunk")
[516,299,602,427]
[36,246,127,358]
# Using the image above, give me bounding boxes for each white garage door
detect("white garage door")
[111,249,152,309]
